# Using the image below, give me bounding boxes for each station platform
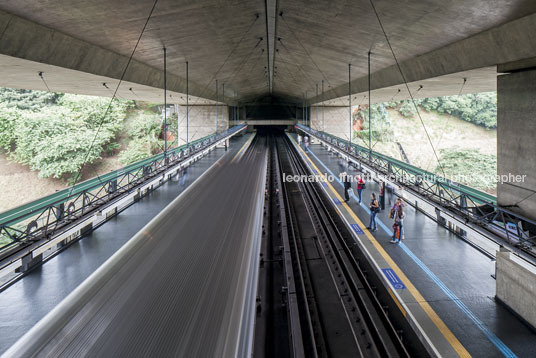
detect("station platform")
[289,135,536,358]
[0,134,252,355]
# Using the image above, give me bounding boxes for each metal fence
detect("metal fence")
[0,125,246,254]
[297,124,536,258]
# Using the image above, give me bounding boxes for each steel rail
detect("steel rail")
[297,124,536,260]
[281,134,409,357]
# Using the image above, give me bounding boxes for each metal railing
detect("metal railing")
[0,125,246,255]
[297,124,536,258]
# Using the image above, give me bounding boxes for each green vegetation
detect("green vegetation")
[353,104,393,143]
[0,103,20,151]
[0,88,62,110]
[386,92,497,128]
[356,92,498,193]
[0,88,168,183]
[11,95,131,182]
[119,112,163,165]
[436,148,497,190]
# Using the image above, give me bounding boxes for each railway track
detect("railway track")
[271,133,411,357]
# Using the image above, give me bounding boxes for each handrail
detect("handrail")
[0,125,246,251]
[297,124,536,258]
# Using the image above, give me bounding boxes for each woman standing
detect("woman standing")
[367,193,380,232]
[390,206,405,244]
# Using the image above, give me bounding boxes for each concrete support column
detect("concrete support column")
[497,69,536,220]
[496,248,536,329]
[310,106,350,140]
[178,105,228,146]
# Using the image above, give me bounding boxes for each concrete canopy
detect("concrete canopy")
[0,0,536,104]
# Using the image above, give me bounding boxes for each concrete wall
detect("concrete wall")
[496,249,536,329]
[310,106,351,141]
[497,70,536,220]
[177,105,228,146]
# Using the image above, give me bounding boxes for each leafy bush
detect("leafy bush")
[398,101,417,118]
[436,148,497,190]
[0,87,62,110]
[118,139,154,165]
[354,104,393,142]
[394,92,497,128]
[0,103,20,151]
[6,94,131,181]
[119,112,162,165]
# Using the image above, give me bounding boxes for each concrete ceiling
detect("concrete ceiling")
[0,54,217,105]
[0,0,536,103]
[320,66,498,107]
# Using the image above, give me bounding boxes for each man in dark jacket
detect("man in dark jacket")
[342,172,351,202]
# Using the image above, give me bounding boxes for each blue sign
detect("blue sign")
[322,182,328,188]
[312,169,318,174]
[382,268,406,289]
[333,198,341,205]
[350,224,364,234]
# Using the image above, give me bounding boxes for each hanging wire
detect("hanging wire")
[67,0,160,195]
[390,88,401,101]
[224,38,264,85]
[103,82,125,100]
[277,38,318,93]
[38,72,51,92]
[279,15,345,106]
[280,13,331,88]
[424,77,467,171]
[368,0,446,176]
[184,15,260,119]
[510,184,536,207]
[228,48,265,100]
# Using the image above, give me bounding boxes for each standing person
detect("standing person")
[305,139,310,152]
[367,193,379,232]
[304,135,309,150]
[342,172,351,202]
[379,182,385,210]
[356,175,365,203]
[179,166,188,186]
[389,198,406,239]
[297,134,302,147]
[390,206,405,243]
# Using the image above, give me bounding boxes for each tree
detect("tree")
[0,87,62,110]
[119,112,163,165]
[6,93,131,181]
[354,103,393,142]
[0,103,20,151]
[435,148,497,191]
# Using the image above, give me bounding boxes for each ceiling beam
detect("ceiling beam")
[308,11,536,104]
[0,9,235,103]
[264,0,277,94]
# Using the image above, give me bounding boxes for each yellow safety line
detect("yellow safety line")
[231,134,255,163]
[289,134,471,358]
[388,287,407,317]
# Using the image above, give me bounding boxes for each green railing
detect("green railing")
[297,124,536,257]
[299,124,495,205]
[0,125,246,252]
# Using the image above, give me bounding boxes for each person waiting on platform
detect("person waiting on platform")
[367,193,380,232]
[389,198,406,240]
[297,134,302,147]
[356,175,365,203]
[303,135,309,151]
[390,206,406,244]
[342,172,351,202]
